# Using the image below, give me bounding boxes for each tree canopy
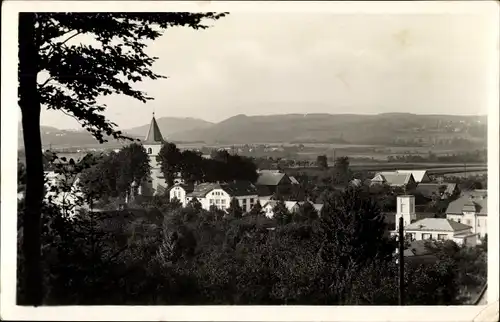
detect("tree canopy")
[18,12,228,305]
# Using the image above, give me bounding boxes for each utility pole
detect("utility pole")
[398,216,405,305]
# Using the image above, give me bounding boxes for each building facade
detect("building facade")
[446,190,488,238]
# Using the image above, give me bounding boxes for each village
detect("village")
[37,114,489,260]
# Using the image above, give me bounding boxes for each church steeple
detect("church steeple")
[143,112,164,144]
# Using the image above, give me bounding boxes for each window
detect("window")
[210,199,214,204]
[250,198,254,204]
[147,148,152,154]
[438,234,447,240]
[221,199,226,205]
[478,219,480,227]
[458,219,461,223]
[422,233,431,240]
[216,199,220,204]
[466,219,471,225]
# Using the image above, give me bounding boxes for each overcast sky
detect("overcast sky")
[39,12,494,130]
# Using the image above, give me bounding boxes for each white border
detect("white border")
[2,1,499,321]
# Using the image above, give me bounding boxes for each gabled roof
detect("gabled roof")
[284,201,299,212]
[445,190,487,215]
[168,183,195,194]
[396,170,428,183]
[220,181,258,197]
[372,172,414,186]
[404,218,472,232]
[256,170,287,186]
[186,181,258,198]
[143,114,164,144]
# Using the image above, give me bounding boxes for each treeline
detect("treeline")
[46,142,259,205]
[387,150,487,163]
[18,176,480,305]
[158,143,258,187]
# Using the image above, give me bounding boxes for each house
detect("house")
[445,190,487,238]
[140,113,167,196]
[168,183,195,207]
[371,172,417,190]
[401,218,477,247]
[255,170,295,196]
[182,181,259,213]
[415,183,459,200]
[395,170,431,183]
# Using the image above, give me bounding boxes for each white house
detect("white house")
[445,190,488,238]
[168,183,195,207]
[401,218,477,247]
[179,181,259,213]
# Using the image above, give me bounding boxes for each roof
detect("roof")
[404,218,472,232]
[168,183,195,193]
[313,203,324,212]
[256,171,287,186]
[396,170,428,183]
[372,172,414,186]
[262,200,278,208]
[284,201,299,212]
[186,181,258,198]
[445,190,487,215]
[143,115,164,144]
[221,181,258,197]
[415,183,457,199]
[289,176,300,185]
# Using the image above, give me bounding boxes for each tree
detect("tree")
[249,202,264,217]
[227,198,243,219]
[179,150,204,184]
[318,187,394,303]
[316,155,328,170]
[295,201,318,222]
[273,200,291,225]
[18,12,227,305]
[115,143,151,197]
[157,142,182,187]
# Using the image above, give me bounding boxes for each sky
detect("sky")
[38,12,495,130]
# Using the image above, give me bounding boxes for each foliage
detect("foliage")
[227,198,243,219]
[18,156,474,306]
[18,12,228,304]
[316,155,328,170]
[78,143,150,202]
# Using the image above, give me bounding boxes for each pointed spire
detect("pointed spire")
[144,112,164,144]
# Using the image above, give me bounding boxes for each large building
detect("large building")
[445,189,488,238]
[141,113,167,196]
[170,181,259,213]
[255,170,299,196]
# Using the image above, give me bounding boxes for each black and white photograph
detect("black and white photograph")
[1,1,499,321]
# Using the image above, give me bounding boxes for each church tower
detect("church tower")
[141,113,166,196]
[395,195,416,231]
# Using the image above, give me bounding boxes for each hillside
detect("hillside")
[125,117,213,137]
[21,113,487,149]
[18,117,213,149]
[168,113,487,146]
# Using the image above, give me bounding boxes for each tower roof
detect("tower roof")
[143,114,164,144]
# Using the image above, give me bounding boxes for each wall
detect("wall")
[235,195,259,213]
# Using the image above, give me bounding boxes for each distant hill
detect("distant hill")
[18,117,213,149]
[168,113,488,146]
[19,113,487,149]
[125,117,213,138]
